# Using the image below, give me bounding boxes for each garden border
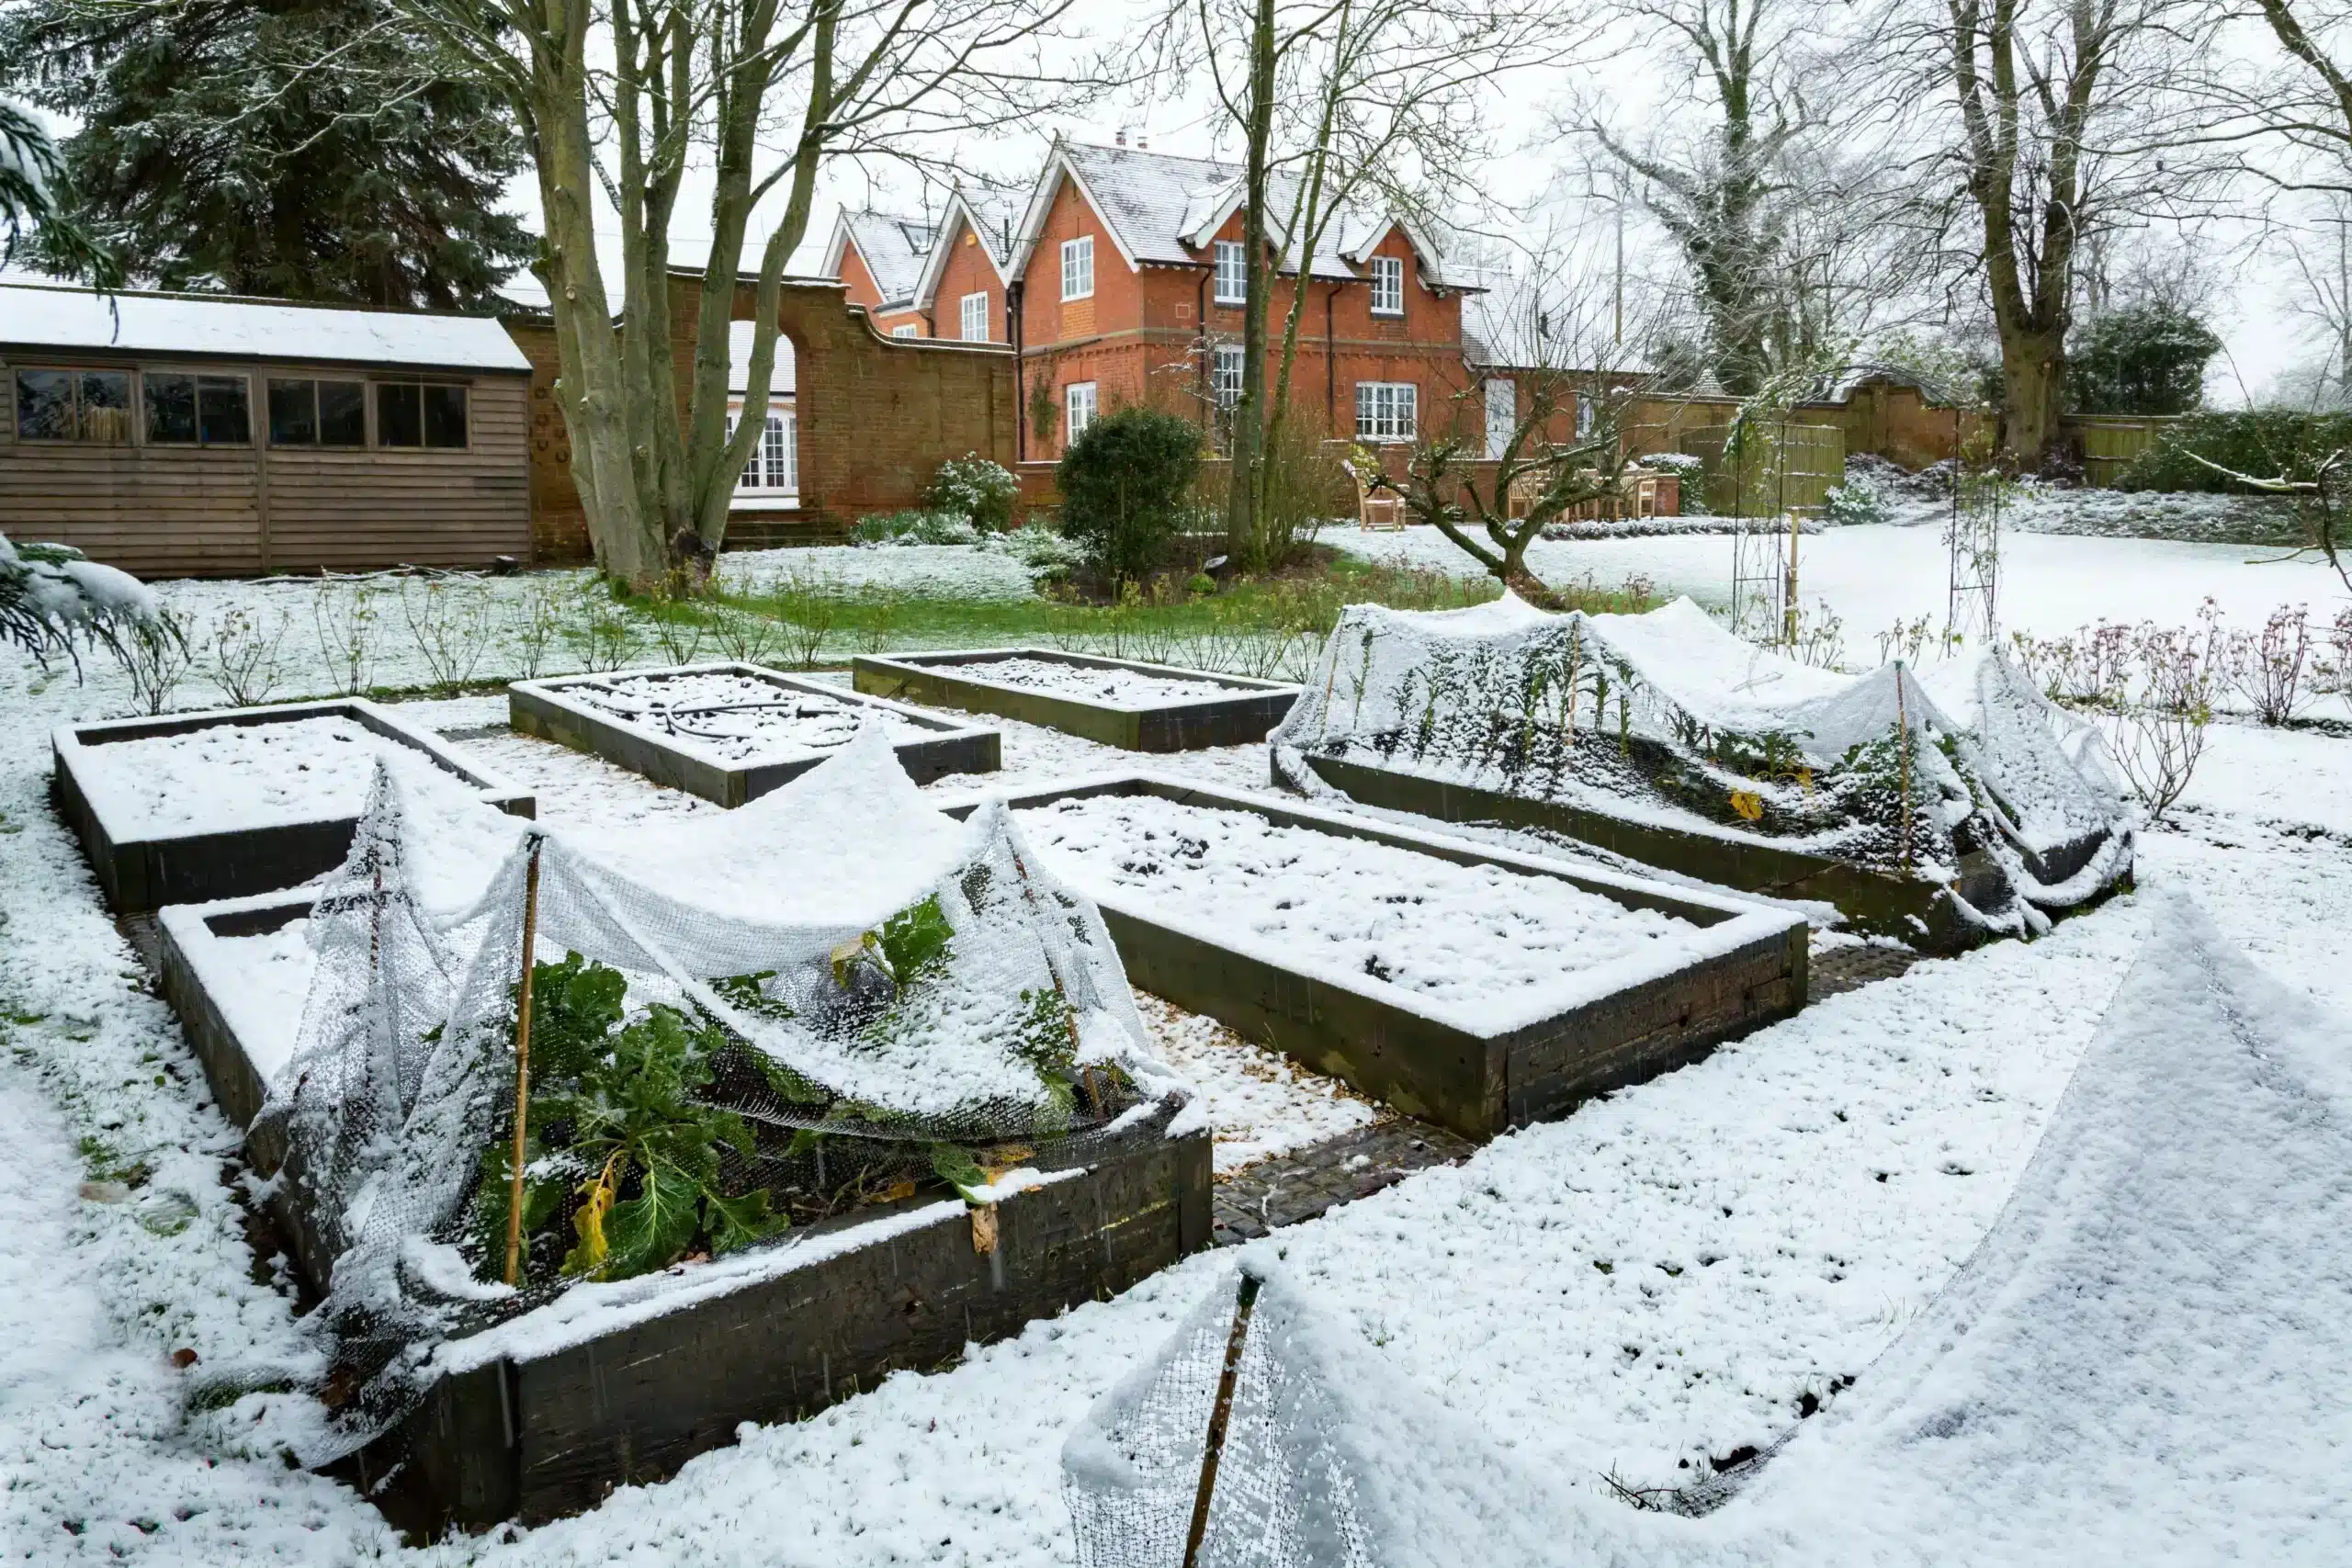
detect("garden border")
[853,647,1297,751]
[511,661,1001,806]
[52,698,533,915]
[154,889,1214,1535]
[1294,752,2126,953]
[942,773,1809,1140]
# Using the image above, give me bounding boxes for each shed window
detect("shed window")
[268,378,368,446]
[376,382,468,448]
[12,368,130,442]
[1369,254,1405,316]
[143,372,250,445]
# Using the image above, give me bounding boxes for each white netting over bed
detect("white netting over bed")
[263,725,1180,1456]
[1271,594,2132,937]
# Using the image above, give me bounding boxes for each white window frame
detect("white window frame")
[1369,254,1405,317]
[891,322,920,339]
[1066,380,1099,439]
[729,403,797,494]
[960,291,989,342]
[1213,241,1247,305]
[1354,380,1418,443]
[1212,343,1246,410]
[1061,236,1095,301]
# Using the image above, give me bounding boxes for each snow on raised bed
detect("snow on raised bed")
[946,655,1257,710]
[72,714,470,838]
[557,669,927,765]
[1017,794,1704,1015]
[1135,994,1382,1175]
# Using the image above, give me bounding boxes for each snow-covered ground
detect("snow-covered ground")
[1333,522,2352,669]
[3,571,2348,1562]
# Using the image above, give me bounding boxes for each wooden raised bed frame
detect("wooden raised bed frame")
[1295,752,2128,954]
[511,661,1001,807]
[945,773,1809,1141]
[853,648,1297,752]
[155,889,1212,1535]
[53,698,533,915]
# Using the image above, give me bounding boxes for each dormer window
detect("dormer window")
[1213,241,1246,305]
[1370,254,1405,316]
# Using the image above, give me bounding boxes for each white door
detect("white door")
[1485,378,1515,459]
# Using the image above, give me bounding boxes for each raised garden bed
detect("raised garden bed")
[511,662,1000,806]
[52,699,533,914]
[154,889,1213,1534]
[853,648,1297,751]
[943,774,1808,1140]
[1294,752,2121,954]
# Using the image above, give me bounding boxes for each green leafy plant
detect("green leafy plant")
[475,953,787,1283]
[1056,407,1204,592]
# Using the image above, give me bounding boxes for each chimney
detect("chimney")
[1115,128,1127,147]
[1138,133,1150,150]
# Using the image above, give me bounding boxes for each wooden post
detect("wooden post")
[1896,666,1913,876]
[503,836,546,1288]
[1182,1269,1263,1568]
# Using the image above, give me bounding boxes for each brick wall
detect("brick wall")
[929,214,1007,343]
[507,274,1017,565]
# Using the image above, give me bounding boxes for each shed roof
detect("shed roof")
[0,283,531,371]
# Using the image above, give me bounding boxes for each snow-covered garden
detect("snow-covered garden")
[2,525,2349,1563]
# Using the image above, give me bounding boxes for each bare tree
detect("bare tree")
[390,0,1102,584]
[1184,0,1566,568]
[1870,0,2220,468]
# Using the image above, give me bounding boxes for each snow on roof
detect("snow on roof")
[829,209,933,308]
[0,283,531,371]
[910,189,1018,310]
[1012,141,1464,290]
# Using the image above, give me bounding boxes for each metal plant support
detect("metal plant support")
[1944,422,2005,649]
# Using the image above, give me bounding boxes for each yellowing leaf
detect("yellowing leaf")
[1728,789,1764,822]
[564,1152,621,1277]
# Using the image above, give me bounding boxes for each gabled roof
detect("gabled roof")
[0,281,530,371]
[1007,140,1470,291]
[820,209,933,310]
[909,189,1016,311]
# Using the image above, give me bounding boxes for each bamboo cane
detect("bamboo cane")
[1182,1269,1264,1568]
[1896,666,1913,876]
[503,836,546,1288]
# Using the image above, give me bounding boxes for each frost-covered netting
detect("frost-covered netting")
[1734,897,2352,1559]
[264,724,1180,1457]
[1064,1264,1591,1568]
[1272,593,2132,937]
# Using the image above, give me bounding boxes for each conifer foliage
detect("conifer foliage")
[0,0,531,309]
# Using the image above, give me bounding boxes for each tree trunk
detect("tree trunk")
[1995,318,2064,467]
[1225,0,1276,566]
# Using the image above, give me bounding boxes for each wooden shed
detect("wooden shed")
[0,282,534,577]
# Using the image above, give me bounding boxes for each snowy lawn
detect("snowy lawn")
[3,575,2349,1562]
[1333,522,2352,665]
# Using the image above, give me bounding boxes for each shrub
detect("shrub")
[1057,407,1203,589]
[923,454,1019,533]
[984,522,1089,583]
[1821,469,1888,526]
[852,510,978,547]
[2066,301,2222,416]
[2114,410,2352,493]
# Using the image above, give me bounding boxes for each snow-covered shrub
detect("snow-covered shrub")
[1638,451,1703,476]
[853,509,979,547]
[312,580,382,694]
[708,601,782,665]
[984,521,1089,583]
[1057,408,1202,589]
[504,574,569,680]
[114,604,197,714]
[2104,622,2216,822]
[1822,468,1888,526]
[922,453,1019,533]
[398,576,495,694]
[2324,607,2352,699]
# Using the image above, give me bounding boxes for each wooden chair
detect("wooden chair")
[1351,461,1408,531]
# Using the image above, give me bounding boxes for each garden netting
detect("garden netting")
[1271,593,2132,938]
[262,724,1182,1460]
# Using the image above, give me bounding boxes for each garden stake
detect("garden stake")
[1182,1269,1263,1568]
[503,834,546,1288]
[1896,667,1914,876]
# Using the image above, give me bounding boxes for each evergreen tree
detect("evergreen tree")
[2065,302,2222,417]
[1,0,531,310]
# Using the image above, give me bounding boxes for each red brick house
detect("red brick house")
[828,140,1511,463]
